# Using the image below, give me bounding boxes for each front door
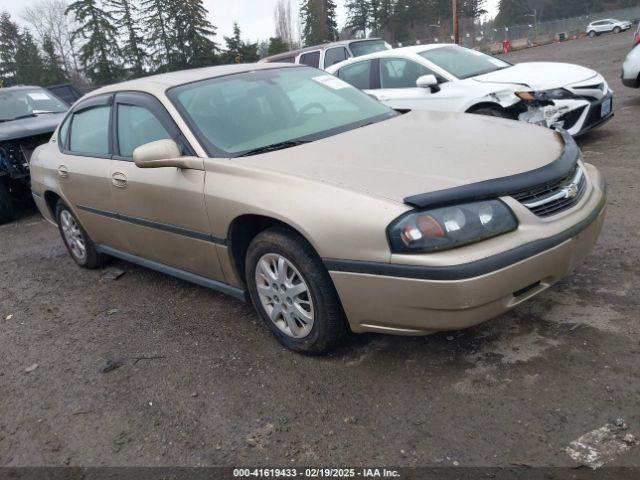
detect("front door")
[108,92,223,280]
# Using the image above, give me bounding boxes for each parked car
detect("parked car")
[0,86,69,222]
[30,64,606,354]
[46,83,85,105]
[622,40,640,88]
[326,44,613,137]
[259,38,391,70]
[586,19,632,37]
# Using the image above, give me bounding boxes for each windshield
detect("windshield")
[349,39,391,57]
[0,87,68,121]
[419,45,511,79]
[169,67,396,157]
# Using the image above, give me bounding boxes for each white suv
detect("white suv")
[587,19,632,37]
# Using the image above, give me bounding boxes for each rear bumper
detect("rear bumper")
[328,186,606,336]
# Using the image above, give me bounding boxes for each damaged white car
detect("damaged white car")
[326,44,613,136]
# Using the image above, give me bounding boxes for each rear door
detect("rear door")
[56,94,128,250]
[109,91,223,280]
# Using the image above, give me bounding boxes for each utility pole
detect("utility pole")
[452,0,459,44]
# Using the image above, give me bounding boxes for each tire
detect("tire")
[0,180,14,224]
[245,227,348,354]
[613,27,621,34]
[588,30,596,38]
[55,201,104,269]
[471,107,513,119]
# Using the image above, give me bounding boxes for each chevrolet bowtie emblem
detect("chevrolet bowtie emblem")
[563,182,579,199]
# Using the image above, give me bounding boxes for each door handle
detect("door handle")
[112,172,127,188]
[57,165,69,179]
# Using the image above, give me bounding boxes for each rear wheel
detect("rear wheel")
[56,201,104,269]
[588,30,597,38]
[0,180,13,224]
[245,227,348,354]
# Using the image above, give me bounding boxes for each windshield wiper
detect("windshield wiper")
[8,111,59,121]
[237,140,312,157]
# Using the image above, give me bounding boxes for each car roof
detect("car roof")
[260,38,385,63]
[87,63,301,98]
[327,43,455,69]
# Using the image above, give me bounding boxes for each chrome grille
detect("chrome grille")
[511,165,587,217]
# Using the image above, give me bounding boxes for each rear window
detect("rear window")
[349,40,390,57]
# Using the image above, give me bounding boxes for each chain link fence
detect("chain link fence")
[395,6,640,52]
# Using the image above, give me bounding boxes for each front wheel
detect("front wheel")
[0,180,13,224]
[56,201,104,269]
[613,27,621,34]
[245,227,348,354]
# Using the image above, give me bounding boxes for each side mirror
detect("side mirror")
[133,139,203,170]
[416,74,440,93]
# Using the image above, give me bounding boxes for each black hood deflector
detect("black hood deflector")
[403,130,579,209]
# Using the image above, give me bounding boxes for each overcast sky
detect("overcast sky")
[0,0,500,43]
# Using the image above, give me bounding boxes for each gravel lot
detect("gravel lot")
[1,31,639,468]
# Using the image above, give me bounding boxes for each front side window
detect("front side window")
[169,67,394,157]
[324,47,348,68]
[69,106,110,155]
[337,61,373,89]
[299,51,321,68]
[117,104,171,157]
[419,45,511,79]
[380,58,439,89]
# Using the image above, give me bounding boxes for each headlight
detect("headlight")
[516,89,574,102]
[387,199,518,254]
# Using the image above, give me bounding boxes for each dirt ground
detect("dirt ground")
[1,31,639,468]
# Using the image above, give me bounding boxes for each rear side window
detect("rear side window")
[58,115,71,150]
[299,51,321,68]
[117,105,171,157]
[69,106,110,155]
[324,47,348,68]
[337,61,372,89]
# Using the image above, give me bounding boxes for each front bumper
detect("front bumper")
[572,92,614,136]
[328,173,606,335]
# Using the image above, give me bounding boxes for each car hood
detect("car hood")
[472,62,598,90]
[0,112,66,142]
[237,110,565,205]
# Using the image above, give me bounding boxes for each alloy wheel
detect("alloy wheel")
[60,210,87,263]
[254,253,314,339]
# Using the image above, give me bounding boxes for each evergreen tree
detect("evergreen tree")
[41,34,67,85]
[140,0,173,70]
[0,12,20,86]
[15,29,46,85]
[65,0,122,85]
[223,22,258,64]
[345,0,371,36]
[107,0,146,77]
[267,37,289,56]
[173,0,218,68]
[300,0,338,46]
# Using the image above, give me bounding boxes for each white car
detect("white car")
[326,44,613,136]
[587,19,633,37]
[622,33,640,88]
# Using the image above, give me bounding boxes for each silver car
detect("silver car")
[587,19,632,37]
[622,27,640,88]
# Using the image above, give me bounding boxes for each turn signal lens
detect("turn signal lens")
[516,91,536,101]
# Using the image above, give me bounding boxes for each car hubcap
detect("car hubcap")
[255,253,314,339]
[60,210,87,262]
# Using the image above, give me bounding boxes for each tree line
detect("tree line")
[496,0,640,26]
